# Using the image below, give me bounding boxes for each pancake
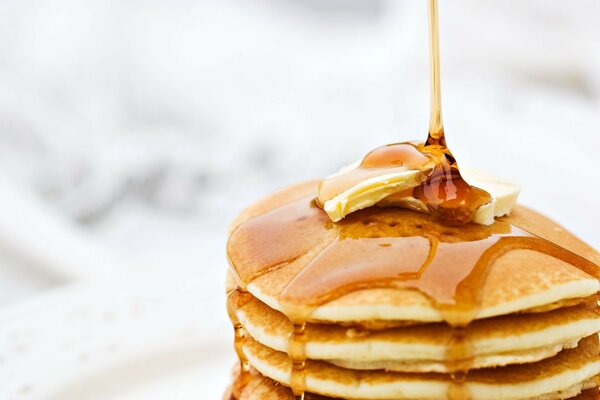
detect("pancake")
[224,367,333,400]
[225,370,600,400]
[241,335,600,400]
[228,181,600,324]
[234,295,600,372]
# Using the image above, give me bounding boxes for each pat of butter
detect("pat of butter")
[322,166,520,225]
[323,169,422,222]
[461,167,521,225]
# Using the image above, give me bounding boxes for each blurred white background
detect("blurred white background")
[0,0,598,398]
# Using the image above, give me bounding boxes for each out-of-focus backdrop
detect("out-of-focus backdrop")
[0,0,599,398]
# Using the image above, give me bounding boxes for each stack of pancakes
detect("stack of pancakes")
[225,182,600,400]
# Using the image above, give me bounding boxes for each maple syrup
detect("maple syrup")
[226,288,253,399]
[289,323,308,400]
[317,0,491,227]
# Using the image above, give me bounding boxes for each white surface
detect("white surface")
[0,273,232,400]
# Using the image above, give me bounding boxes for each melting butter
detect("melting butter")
[318,153,519,225]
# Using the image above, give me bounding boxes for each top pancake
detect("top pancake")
[227,181,600,324]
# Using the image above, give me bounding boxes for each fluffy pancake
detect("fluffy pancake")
[224,367,333,400]
[228,181,600,324]
[234,295,600,373]
[241,335,600,400]
[226,370,600,400]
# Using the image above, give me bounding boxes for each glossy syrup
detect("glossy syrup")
[227,192,600,398]
[317,0,491,227]
[446,328,473,400]
[289,323,308,400]
[226,288,253,399]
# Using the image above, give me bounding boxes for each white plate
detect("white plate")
[0,274,234,400]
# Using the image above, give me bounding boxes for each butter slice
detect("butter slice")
[323,169,422,222]
[461,167,521,225]
[322,166,520,225]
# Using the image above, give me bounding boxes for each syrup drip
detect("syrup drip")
[446,328,472,372]
[446,328,473,400]
[227,288,253,399]
[289,323,308,400]
[448,371,470,400]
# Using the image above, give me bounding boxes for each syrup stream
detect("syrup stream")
[427,0,444,145]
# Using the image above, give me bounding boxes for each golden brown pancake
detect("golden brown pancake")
[226,374,600,400]
[233,295,600,372]
[241,335,600,400]
[227,181,599,324]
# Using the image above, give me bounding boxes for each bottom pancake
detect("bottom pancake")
[241,335,600,400]
[224,368,600,400]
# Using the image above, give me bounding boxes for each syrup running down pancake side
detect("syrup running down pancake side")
[226,289,254,400]
[226,186,600,399]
